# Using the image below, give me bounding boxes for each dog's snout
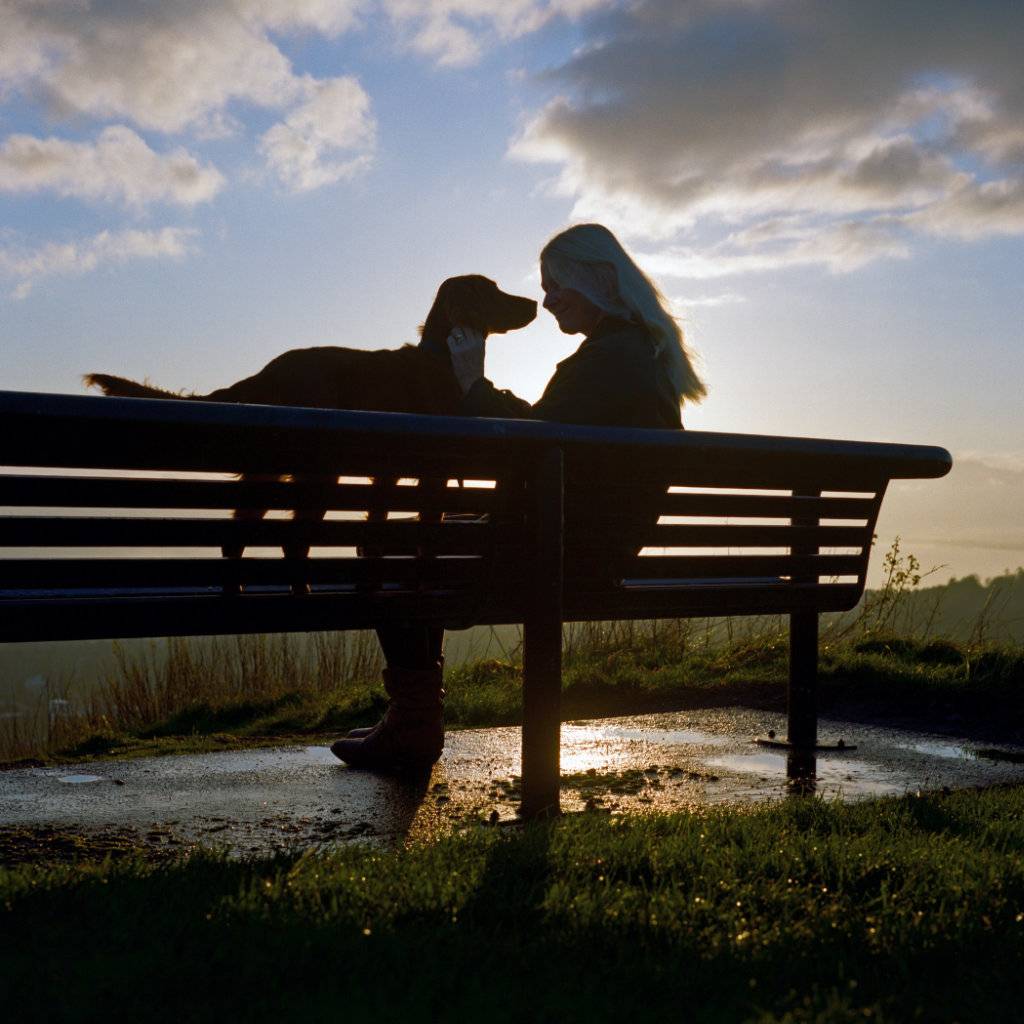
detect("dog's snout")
[489,293,537,334]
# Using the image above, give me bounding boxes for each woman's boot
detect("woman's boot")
[330,664,444,769]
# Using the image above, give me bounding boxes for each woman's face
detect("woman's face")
[540,265,605,336]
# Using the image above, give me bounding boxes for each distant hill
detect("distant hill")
[841,568,1024,644]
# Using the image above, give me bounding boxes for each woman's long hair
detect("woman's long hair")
[540,223,706,404]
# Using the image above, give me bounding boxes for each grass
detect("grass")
[3,785,1024,1022]
[4,626,1023,766]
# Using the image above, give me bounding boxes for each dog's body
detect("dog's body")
[87,274,536,415]
[89,344,463,415]
[85,275,537,589]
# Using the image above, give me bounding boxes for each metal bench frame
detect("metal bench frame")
[0,390,951,816]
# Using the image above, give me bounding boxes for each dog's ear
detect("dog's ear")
[444,278,494,333]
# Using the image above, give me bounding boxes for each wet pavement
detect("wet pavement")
[2,707,1023,858]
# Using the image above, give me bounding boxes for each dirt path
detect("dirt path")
[3,707,1023,863]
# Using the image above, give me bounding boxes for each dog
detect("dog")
[85,275,537,591]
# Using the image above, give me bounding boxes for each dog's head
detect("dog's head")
[419,275,537,358]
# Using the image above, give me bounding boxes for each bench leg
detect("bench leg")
[519,447,564,820]
[787,609,818,748]
[521,616,562,818]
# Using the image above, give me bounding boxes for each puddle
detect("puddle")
[896,740,975,760]
[976,747,1024,765]
[588,724,729,747]
[707,751,907,798]
[558,722,730,774]
[3,708,1022,858]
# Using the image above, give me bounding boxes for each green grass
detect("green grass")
[4,786,1024,1022]
[6,629,1021,766]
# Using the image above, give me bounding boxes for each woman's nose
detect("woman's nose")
[542,290,558,311]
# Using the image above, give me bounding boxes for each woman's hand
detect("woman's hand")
[446,326,486,394]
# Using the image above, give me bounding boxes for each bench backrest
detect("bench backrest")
[0,390,952,643]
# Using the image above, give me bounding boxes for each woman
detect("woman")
[331,223,705,770]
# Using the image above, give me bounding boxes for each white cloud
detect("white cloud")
[383,0,613,67]
[638,219,910,281]
[0,0,365,134]
[0,126,224,208]
[0,226,198,299]
[513,0,1024,274]
[906,177,1024,241]
[243,0,366,35]
[0,0,380,201]
[259,76,376,191]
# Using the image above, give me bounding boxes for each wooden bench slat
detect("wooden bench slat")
[568,493,879,520]
[572,553,866,582]
[0,474,519,514]
[565,461,892,492]
[1,517,870,551]
[0,516,517,552]
[0,390,952,481]
[0,591,502,643]
[575,523,871,548]
[0,577,863,645]
[564,581,865,619]
[0,555,508,589]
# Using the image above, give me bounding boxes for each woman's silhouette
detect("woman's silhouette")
[332,223,706,771]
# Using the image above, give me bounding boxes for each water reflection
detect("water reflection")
[901,740,974,760]
[589,724,729,747]
[558,721,728,775]
[707,749,906,798]
[785,750,817,797]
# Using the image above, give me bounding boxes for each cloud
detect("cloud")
[906,177,1024,240]
[259,76,376,191]
[513,0,1024,274]
[669,291,746,310]
[882,453,1024,560]
[0,126,224,208]
[0,226,198,299]
[0,0,365,134]
[638,218,910,280]
[0,0,379,205]
[382,0,612,67]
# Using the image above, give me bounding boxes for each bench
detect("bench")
[0,389,952,816]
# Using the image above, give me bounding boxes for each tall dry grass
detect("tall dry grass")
[1,631,383,761]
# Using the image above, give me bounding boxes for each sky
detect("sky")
[1,0,1023,586]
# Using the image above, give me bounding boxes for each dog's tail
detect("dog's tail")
[83,373,187,400]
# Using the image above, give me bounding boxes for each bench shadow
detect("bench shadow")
[785,749,818,797]
[457,815,556,931]
[324,763,435,843]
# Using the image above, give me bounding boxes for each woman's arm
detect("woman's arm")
[459,377,535,418]
[447,326,536,418]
